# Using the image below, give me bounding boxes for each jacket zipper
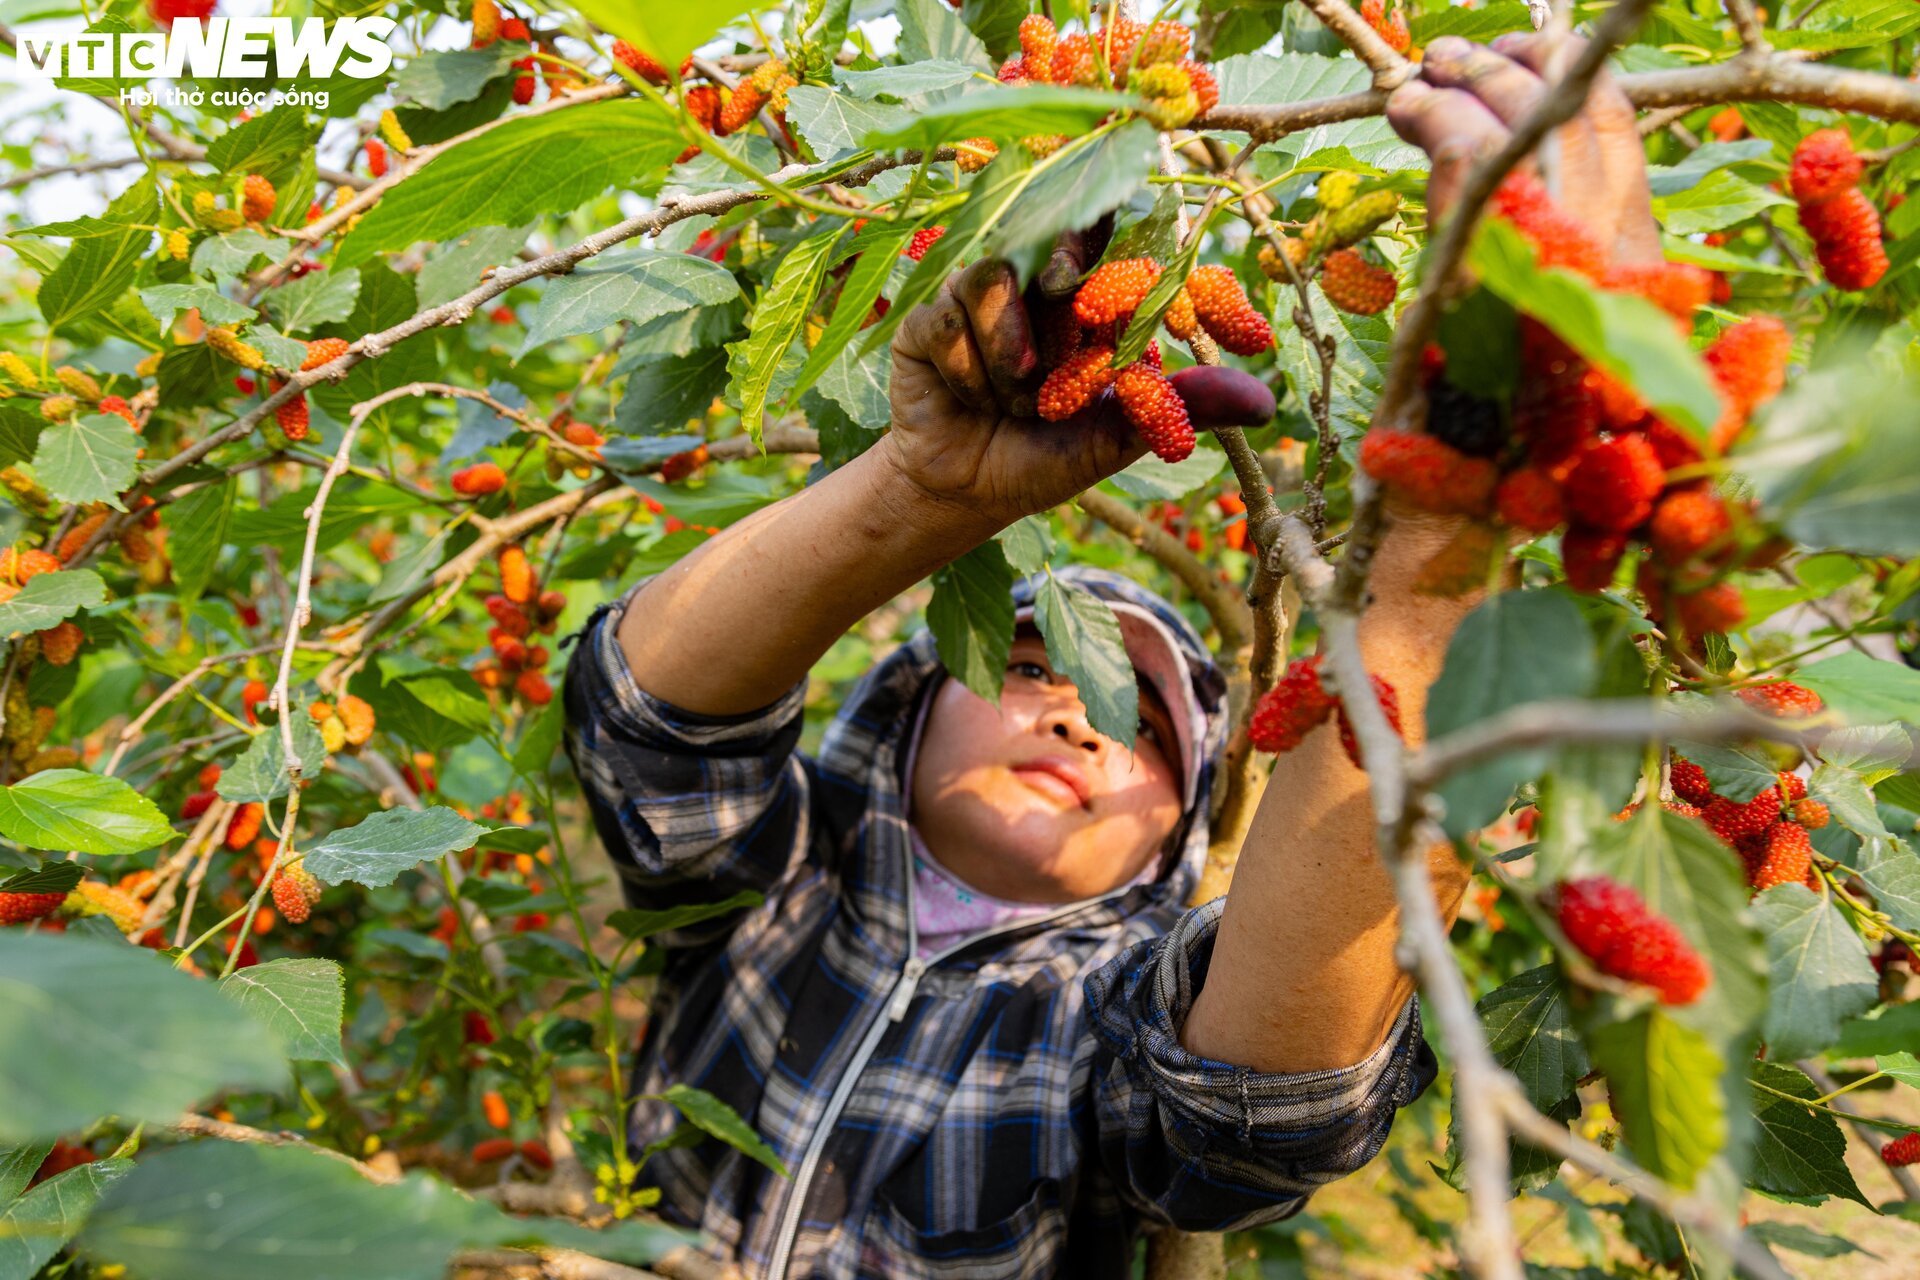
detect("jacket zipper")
[761,873,1127,1278]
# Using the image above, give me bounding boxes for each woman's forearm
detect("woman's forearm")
[1180,512,1482,1073]
[617,437,1005,717]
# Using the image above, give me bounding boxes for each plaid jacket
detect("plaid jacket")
[563,564,1436,1279]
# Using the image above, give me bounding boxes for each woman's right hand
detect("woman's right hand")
[887,238,1277,530]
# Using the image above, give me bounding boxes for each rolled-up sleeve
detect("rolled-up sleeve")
[1083,899,1437,1231]
[562,584,813,949]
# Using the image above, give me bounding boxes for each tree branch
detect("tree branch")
[1075,489,1252,657]
[1294,0,1418,88]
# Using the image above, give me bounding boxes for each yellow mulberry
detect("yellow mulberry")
[206,327,266,371]
[40,395,75,423]
[55,366,102,402]
[318,715,347,754]
[167,229,191,260]
[338,694,376,746]
[0,353,37,390]
[24,746,80,774]
[379,108,413,152]
[471,0,500,46]
[64,881,146,935]
[192,190,218,219]
[956,137,998,173]
[135,351,163,378]
[207,208,245,232]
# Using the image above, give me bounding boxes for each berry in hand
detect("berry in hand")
[1114,364,1195,463]
[1074,258,1162,328]
[1037,346,1119,421]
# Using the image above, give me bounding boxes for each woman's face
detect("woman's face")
[909,630,1184,904]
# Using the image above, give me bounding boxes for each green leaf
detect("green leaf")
[519,249,742,356]
[392,45,522,110]
[896,0,991,64]
[0,1157,129,1280]
[32,414,137,508]
[81,1141,688,1280]
[204,107,319,177]
[1651,171,1792,236]
[1586,1009,1725,1190]
[784,86,911,155]
[727,222,847,449]
[606,890,764,942]
[0,407,45,472]
[1033,574,1137,750]
[789,224,914,403]
[304,806,488,888]
[565,0,758,70]
[1747,1220,1875,1260]
[262,267,362,334]
[1834,1001,1920,1057]
[0,932,285,1142]
[1213,50,1370,108]
[216,718,331,803]
[1748,1060,1872,1206]
[995,517,1053,574]
[0,862,83,897]
[1409,0,1534,41]
[1109,449,1228,502]
[0,770,170,856]
[138,284,254,336]
[0,1140,52,1205]
[861,85,1139,151]
[0,570,104,638]
[166,476,234,605]
[511,692,566,778]
[1855,833,1920,933]
[835,61,983,99]
[339,101,682,268]
[37,217,148,336]
[417,223,536,310]
[1426,590,1596,835]
[1680,740,1780,804]
[1817,723,1911,785]
[1751,884,1879,1059]
[1878,1050,1920,1087]
[622,471,783,526]
[1469,219,1721,440]
[1742,365,1920,556]
[862,120,1159,358]
[218,958,346,1067]
[1796,651,1920,726]
[615,348,733,435]
[813,340,891,431]
[1477,966,1589,1110]
[190,228,278,279]
[927,542,1018,706]
[657,1084,786,1176]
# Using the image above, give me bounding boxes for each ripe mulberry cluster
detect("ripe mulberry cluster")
[995,11,1218,144]
[1554,876,1710,1005]
[1789,130,1888,291]
[1358,171,1795,643]
[471,551,566,708]
[1670,684,1829,896]
[1248,655,1403,770]
[1033,249,1272,461]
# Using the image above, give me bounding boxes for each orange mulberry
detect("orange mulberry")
[1555,876,1709,1004]
[226,801,264,850]
[1358,429,1497,516]
[612,40,669,84]
[1361,0,1412,53]
[1182,61,1218,117]
[471,0,500,46]
[1075,258,1162,327]
[1492,171,1608,279]
[241,174,276,223]
[1562,435,1666,533]
[271,864,323,924]
[1320,249,1396,315]
[1735,680,1823,719]
[498,544,535,604]
[274,391,309,441]
[1799,188,1888,291]
[452,462,507,496]
[1185,265,1272,355]
[1050,34,1098,87]
[1019,15,1057,83]
[1494,467,1566,534]
[515,669,553,706]
[1114,364,1194,463]
[38,620,82,665]
[1789,129,1863,203]
[1037,346,1118,422]
[301,337,351,371]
